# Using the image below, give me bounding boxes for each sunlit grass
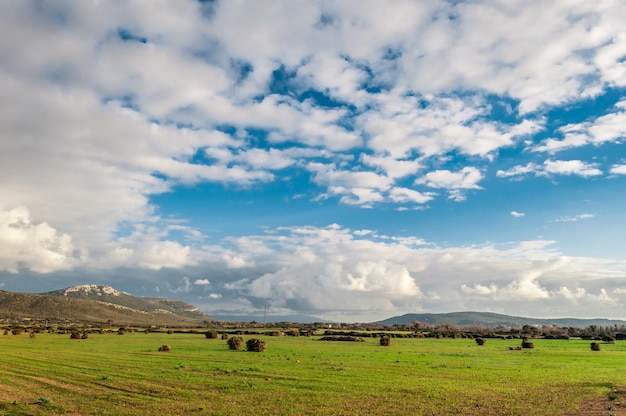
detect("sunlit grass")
[1,331,625,415]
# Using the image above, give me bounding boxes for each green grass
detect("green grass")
[1,332,626,415]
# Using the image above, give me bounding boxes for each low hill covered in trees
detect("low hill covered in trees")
[376,311,626,328]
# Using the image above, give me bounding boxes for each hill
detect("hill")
[0,284,212,327]
[376,311,626,328]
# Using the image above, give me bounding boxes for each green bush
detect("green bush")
[380,336,391,346]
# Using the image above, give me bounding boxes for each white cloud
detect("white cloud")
[497,163,540,178]
[543,160,602,177]
[2,2,626,320]
[168,276,192,294]
[415,167,483,201]
[462,278,549,301]
[194,279,211,286]
[360,93,531,160]
[498,160,602,179]
[610,164,626,175]
[361,154,422,179]
[187,225,626,319]
[416,167,483,190]
[555,214,595,222]
[511,211,525,218]
[0,206,77,273]
[388,187,435,205]
[535,100,626,153]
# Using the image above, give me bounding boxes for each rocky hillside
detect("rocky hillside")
[0,284,212,326]
[45,284,208,321]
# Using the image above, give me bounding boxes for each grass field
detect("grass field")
[1,330,626,415]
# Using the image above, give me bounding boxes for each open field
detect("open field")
[1,330,626,415]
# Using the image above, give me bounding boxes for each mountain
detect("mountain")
[45,284,209,321]
[0,284,212,326]
[376,312,626,328]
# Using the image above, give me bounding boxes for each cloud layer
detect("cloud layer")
[1,1,626,320]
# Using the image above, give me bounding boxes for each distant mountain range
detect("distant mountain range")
[3,285,625,329]
[0,284,212,326]
[376,312,626,328]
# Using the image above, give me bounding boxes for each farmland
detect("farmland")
[1,329,626,415]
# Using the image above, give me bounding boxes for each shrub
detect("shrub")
[221,333,229,340]
[29,333,36,338]
[205,331,218,339]
[590,342,601,351]
[319,335,365,342]
[521,341,535,349]
[167,329,174,335]
[81,333,89,339]
[227,336,244,350]
[602,336,615,344]
[475,338,486,346]
[246,338,267,352]
[380,336,391,346]
[70,331,82,339]
[158,344,171,352]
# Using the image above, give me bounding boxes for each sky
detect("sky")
[1,0,626,323]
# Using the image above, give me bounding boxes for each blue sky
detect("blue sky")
[1,0,626,322]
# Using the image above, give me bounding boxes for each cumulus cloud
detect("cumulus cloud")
[497,160,603,179]
[511,211,525,218]
[543,160,603,177]
[0,206,77,273]
[415,167,483,201]
[610,164,626,175]
[1,1,626,320]
[173,225,626,320]
[535,100,626,153]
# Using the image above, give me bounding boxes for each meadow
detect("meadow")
[1,330,626,415]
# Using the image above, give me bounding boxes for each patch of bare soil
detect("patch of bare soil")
[570,387,626,416]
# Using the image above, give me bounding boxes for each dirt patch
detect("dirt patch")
[570,387,626,415]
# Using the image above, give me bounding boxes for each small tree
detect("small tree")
[475,338,486,346]
[205,331,218,339]
[590,342,601,351]
[227,336,243,350]
[380,336,391,346]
